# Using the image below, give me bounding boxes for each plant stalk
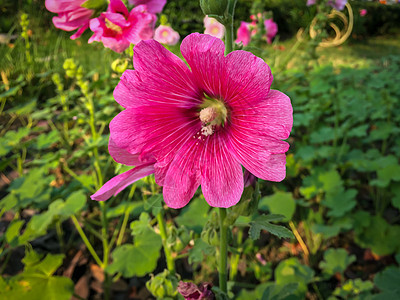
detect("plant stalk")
[219,208,228,293]
[156,211,176,275]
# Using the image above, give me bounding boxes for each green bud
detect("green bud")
[167,225,191,253]
[65,70,76,78]
[200,0,228,17]
[76,66,84,80]
[146,269,179,299]
[111,58,129,73]
[63,58,77,71]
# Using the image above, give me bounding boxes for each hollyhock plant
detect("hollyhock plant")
[204,16,225,39]
[89,0,156,53]
[264,19,278,44]
[154,25,180,45]
[91,33,293,209]
[45,0,93,39]
[128,0,166,14]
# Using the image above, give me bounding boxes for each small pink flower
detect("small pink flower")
[328,0,347,10]
[264,19,278,44]
[360,9,367,17]
[307,0,316,6]
[88,0,156,53]
[154,25,180,45]
[235,21,251,46]
[45,0,93,39]
[128,0,166,14]
[91,33,292,208]
[204,16,225,39]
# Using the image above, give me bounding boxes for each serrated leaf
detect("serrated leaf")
[144,194,163,216]
[188,239,215,264]
[319,248,356,277]
[249,214,294,240]
[259,191,296,221]
[107,212,162,277]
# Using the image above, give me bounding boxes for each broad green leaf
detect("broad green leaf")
[0,250,74,300]
[261,282,299,300]
[249,214,294,240]
[5,220,24,247]
[371,164,400,188]
[0,127,30,156]
[107,212,162,277]
[374,266,400,299]
[324,189,357,218]
[144,194,163,216]
[188,239,215,264]
[259,191,296,221]
[332,279,374,299]
[35,130,60,150]
[319,248,356,277]
[175,196,209,233]
[275,258,314,298]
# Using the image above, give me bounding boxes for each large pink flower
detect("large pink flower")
[91,33,293,209]
[89,0,156,53]
[45,0,93,39]
[264,19,278,44]
[128,0,166,14]
[154,25,180,45]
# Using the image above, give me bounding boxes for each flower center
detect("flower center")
[105,18,123,33]
[199,95,227,136]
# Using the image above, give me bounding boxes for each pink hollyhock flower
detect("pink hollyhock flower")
[306,0,316,6]
[264,19,278,44]
[360,9,367,16]
[91,33,293,209]
[89,0,156,53]
[45,0,93,39]
[178,281,214,300]
[328,0,347,10]
[235,21,251,46]
[128,0,166,14]
[204,16,225,39]
[154,25,180,45]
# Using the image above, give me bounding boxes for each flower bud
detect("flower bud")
[111,58,129,74]
[146,269,180,299]
[200,0,228,17]
[167,225,192,253]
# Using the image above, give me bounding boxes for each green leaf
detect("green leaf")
[144,194,163,216]
[374,266,400,298]
[324,189,357,218]
[319,248,356,277]
[249,214,294,240]
[81,0,107,9]
[261,282,299,300]
[371,164,400,188]
[332,279,374,298]
[0,127,30,156]
[35,130,60,150]
[175,196,210,233]
[274,258,314,298]
[107,212,162,277]
[259,191,296,221]
[188,239,215,264]
[5,220,24,247]
[0,250,74,300]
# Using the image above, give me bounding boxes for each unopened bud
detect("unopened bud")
[200,0,228,17]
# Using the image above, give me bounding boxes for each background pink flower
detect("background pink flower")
[204,16,225,39]
[91,33,292,209]
[89,0,156,53]
[360,9,367,16]
[235,21,251,46]
[307,0,316,6]
[264,19,278,44]
[328,0,348,10]
[154,25,180,45]
[128,0,166,14]
[45,0,93,39]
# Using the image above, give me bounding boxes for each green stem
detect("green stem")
[56,220,65,252]
[99,201,109,267]
[116,209,130,246]
[229,228,243,281]
[71,215,103,267]
[156,211,175,275]
[219,208,228,293]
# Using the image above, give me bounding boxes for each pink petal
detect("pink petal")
[70,23,89,39]
[180,33,226,97]
[200,133,244,207]
[224,50,272,107]
[104,12,129,27]
[163,139,202,209]
[45,0,86,13]
[232,89,293,140]
[109,0,129,16]
[108,137,144,166]
[129,0,166,14]
[91,164,155,201]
